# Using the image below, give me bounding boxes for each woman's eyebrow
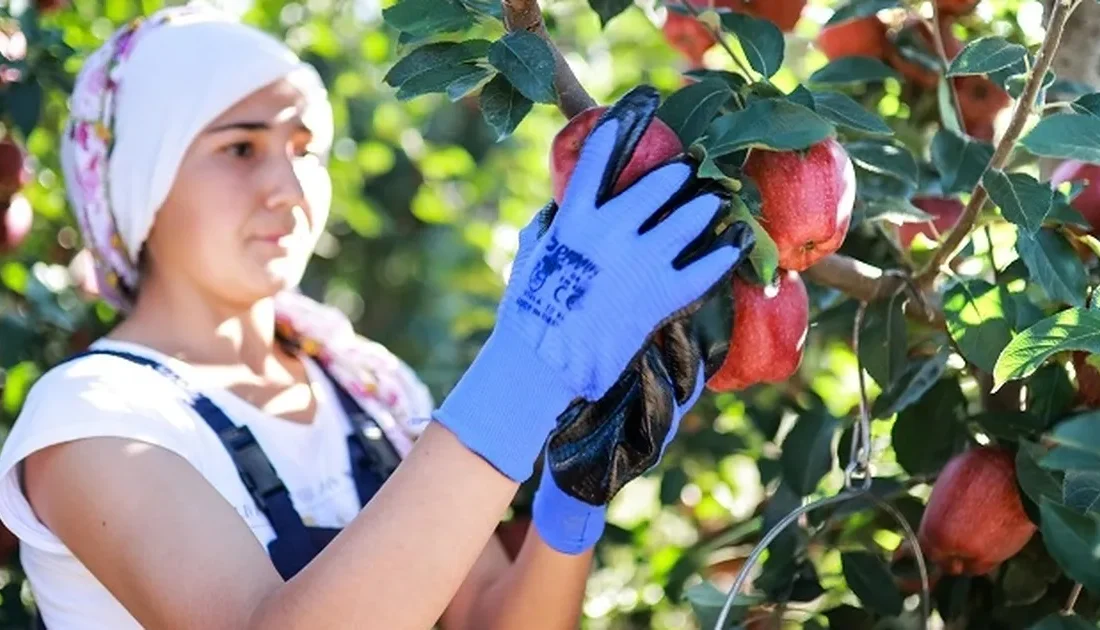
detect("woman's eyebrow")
[206,121,271,133]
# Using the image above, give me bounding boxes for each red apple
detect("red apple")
[550,106,683,205]
[744,138,855,271]
[918,446,1037,576]
[706,269,809,391]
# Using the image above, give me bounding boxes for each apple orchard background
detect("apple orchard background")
[6,0,1100,627]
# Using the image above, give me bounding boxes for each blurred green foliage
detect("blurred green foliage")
[4,0,1100,628]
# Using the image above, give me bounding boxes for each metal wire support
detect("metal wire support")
[712,490,866,630]
[715,289,933,629]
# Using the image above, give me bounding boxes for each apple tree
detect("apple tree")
[5,0,1100,628]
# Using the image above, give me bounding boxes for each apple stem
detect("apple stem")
[501,0,596,118]
[914,0,1082,290]
[676,1,757,80]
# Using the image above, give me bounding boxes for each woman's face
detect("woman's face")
[141,76,332,309]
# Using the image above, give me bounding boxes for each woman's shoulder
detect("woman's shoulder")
[0,342,206,471]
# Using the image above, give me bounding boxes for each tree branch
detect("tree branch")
[803,254,945,328]
[914,0,1081,289]
[502,0,595,117]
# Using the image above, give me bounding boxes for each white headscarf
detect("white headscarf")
[59,2,431,455]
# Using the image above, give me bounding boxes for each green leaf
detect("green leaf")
[657,79,734,146]
[974,411,1048,440]
[811,91,893,136]
[394,63,490,101]
[684,69,749,93]
[846,140,918,187]
[1043,411,1100,471]
[685,581,761,629]
[1071,93,1100,118]
[1030,614,1098,630]
[1039,497,1100,593]
[893,378,967,476]
[382,0,474,36]
[809,56,901,85]
[780,409,838,496]
[841,552,904,617]
[1017,229,1088,307]
[1048,197,1092,229]
[383,40,491,87]
[931,129,995,195]
[1017,441,1064,507]
[487,32,557,104]
[6,79,41,139]
[994,308,1100,387]
[459,0,503,18]
[939,75,964,135]
[730,196,779,284]
[720,11,784,78]
[858,294,908,388]
[984,170,1054,234]
[853,166,916,202]
[944,280,1014,374]
[861,197,933,225]
[826,0,901,24]
[1020,114,1100,164]
[703,99,834,156]
[871,348,950,419]
[1064,470,1100,513]
[444,66,494,101]
[588,0,633,25]
[479,74,533,140]
[787,85,816,111]
[946,36,1028,77]
[1028,364,1075,427]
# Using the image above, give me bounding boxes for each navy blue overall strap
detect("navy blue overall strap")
[62,348,318,579]
[316,364,402,504]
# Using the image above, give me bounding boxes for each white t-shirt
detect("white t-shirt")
[0,339,383,629]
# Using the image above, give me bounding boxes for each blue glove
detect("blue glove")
[432,87,747,483]
[532,354,706,554]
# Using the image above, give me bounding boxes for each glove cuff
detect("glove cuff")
[433,325,577,483]
[532,459,607,554]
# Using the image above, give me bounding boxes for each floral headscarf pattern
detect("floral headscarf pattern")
[61,3,432,456]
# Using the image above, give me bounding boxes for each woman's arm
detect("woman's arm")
[25,421,521,629]
[440,526,593,630]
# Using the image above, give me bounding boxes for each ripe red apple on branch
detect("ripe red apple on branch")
[549,106,683,204]
[744,138,856,271]
[706,269,809,392]
[917,446,1037,576]
[816,15,889,61]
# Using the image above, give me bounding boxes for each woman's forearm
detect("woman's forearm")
[462,526,594,630]
[249,421,523,629]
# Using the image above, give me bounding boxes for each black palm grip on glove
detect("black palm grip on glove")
[536,85,756,506]
[545,344,676,505]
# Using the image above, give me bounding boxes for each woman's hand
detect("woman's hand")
[433,85,752,485]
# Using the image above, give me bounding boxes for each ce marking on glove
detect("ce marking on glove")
[518,235,599,327]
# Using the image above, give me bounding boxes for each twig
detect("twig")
[502,0,595,117]
[925,7,966,127]
[802,254,945,328]
[675,1,755,79]
[1063,582,1083,615]
[914,0,1082,289]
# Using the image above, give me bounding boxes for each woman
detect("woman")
[0,4,749,628]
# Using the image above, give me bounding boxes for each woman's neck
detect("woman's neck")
[107,277,281,376]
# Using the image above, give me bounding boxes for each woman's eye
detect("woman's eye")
[228,141,255,158]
